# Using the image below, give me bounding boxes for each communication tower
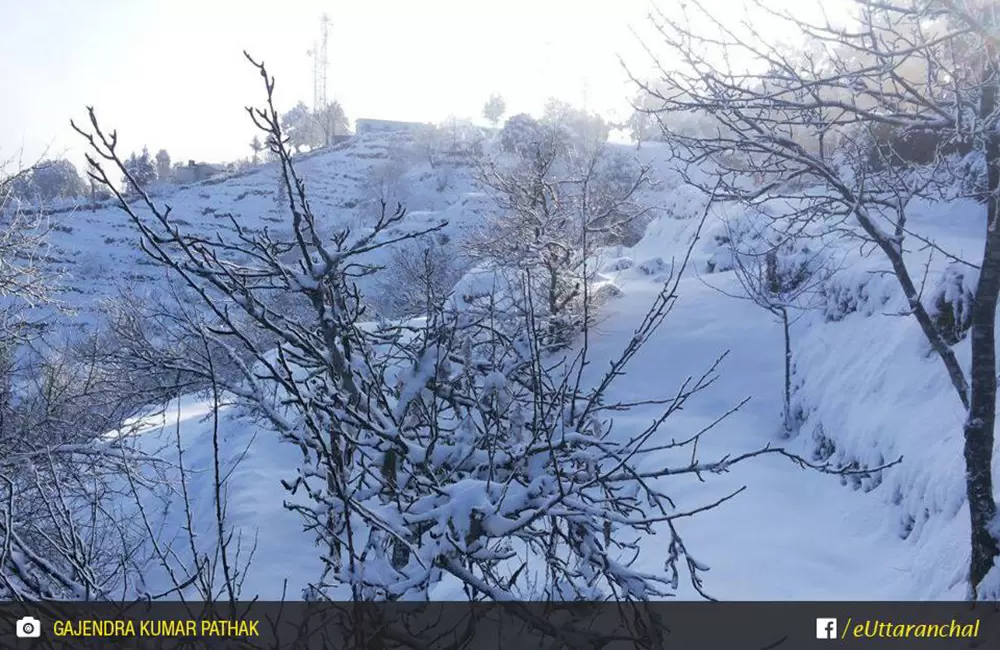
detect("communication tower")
[307,13,331,109]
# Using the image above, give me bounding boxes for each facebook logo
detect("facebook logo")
[816,618,838,640]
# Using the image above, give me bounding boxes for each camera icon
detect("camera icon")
[15,616,41,638]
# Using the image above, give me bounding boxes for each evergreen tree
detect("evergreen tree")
[122,147,157,190]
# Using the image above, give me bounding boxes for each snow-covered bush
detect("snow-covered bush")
[926,264,977,347]
[603,256,634,272]
[819,270,893,323]
[638,257,669,276]
[0,179,166,597]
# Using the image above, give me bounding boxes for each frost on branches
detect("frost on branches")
[73,54,889,645]
[632,0,1000,597]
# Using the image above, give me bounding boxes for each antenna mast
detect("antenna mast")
[308,13,331,110]
[306,15,330,110]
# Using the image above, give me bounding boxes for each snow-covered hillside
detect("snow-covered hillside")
[22,133,998,600]
[120,254,929,601]
[35,132,494,327]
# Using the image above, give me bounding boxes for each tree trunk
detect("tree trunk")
[964,58,1000,598]
[780,306,793,436]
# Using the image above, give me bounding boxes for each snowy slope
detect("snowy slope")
[33,136,999,600]
[623,184,994,600]
[109,395,322,600]
[786,196,994,599]
[118,212,935,601]
[31,132,492,330]
[588,260,918,599]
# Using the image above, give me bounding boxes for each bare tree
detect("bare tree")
[632,0,1000,597]
[0,158,248,603]
[468,120,655,346]
[0,329,166,599]
[362,157,409,210]
[703,211,833,435]
[71,52,888,625]
[313,101,350,147]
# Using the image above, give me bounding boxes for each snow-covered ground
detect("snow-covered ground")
[117,231,945,601]
[110,394,323,600]
[28,135,997,600]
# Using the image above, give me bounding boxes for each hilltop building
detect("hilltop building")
[173,160,224,185]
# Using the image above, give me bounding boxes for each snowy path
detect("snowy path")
[595,271,927,600]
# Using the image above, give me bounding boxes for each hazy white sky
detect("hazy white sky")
[0,0,662,171]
